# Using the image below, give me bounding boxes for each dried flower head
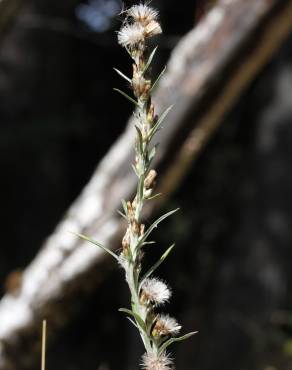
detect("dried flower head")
[144,20,162,38]
[127,4,159,26]
[118,23,145,47]
[140,278,171,305]
[152,314,182,336]
[118,3,162,48]
[141,351,173,370]
[132,74,151,99]
[144,169,157,189]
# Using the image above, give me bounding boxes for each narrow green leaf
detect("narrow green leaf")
[119,308,146,331]
[131,164,139,177]
[148,144,158,164]
[159,331,198,354]
[146,193,162,201]
[73,232,119,261]
[117,210,127,220]
[127,317,138,329]
[137,208,179,249]
[158,105,173,124]
[142,241,156,246]
[113,68,131,83]
[139,244,175,289]
[149,105,173,141]
[143,208,179,239]
[121,199,128,216]
[151,66,166,91]
[113,88,139,107]
[119,308,135,316]
[143,46,158,74]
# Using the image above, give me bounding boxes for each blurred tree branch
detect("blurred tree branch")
[0,0,291,368]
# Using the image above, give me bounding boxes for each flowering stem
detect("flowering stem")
[81,4,197,370]
[117,3,180,365]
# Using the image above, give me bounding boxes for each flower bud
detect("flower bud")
[122,228,131,255]
[132,219,140,235]
[140,224,145,236]
[147,103,155,124]
[144,170,157,189]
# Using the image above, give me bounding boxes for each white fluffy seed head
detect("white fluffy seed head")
[141,351,173,370]
[118,4,162,48]
[153,314,182,336]
[117,23,145,47]
[140,278,171,306]
[127,4,159,25]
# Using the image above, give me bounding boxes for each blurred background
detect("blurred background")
[1,0,292,369]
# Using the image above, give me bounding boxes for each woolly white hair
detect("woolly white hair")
[117,23,145,47]
[141,278,171,305]
[155,314,182,335]
[127,4,159,24]
[141,351,173,370]
[144,20,162,38]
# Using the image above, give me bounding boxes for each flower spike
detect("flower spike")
[78,3,196,369]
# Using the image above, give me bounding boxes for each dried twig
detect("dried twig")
[41,321,46,370]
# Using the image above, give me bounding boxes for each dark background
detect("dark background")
[1,0,292,369]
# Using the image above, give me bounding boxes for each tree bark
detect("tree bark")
[0,0,291,369]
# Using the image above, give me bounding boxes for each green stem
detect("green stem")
[127,263,152,353]
[125,47,157,357]
[128,97,154,353]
